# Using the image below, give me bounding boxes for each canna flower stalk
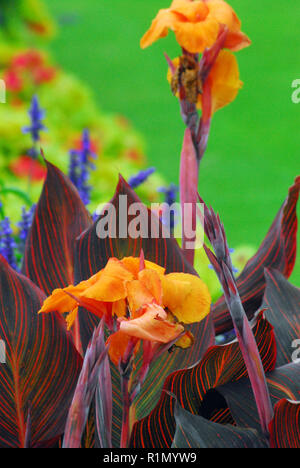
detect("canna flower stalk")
[141,0,250,265]
[199,197,274,438]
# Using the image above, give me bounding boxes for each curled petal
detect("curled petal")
[120,303,184,343]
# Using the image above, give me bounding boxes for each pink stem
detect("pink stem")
[180,128,199,266]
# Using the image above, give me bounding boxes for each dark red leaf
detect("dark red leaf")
[0,257,82,448]
[131,312,276,448]
[212,177,300,334]
[269,399,300,448]
[213,362,300,434]
[172,401,268,448]
[21,160,92,353]
[22,160,92,294]
[261,268,300,366]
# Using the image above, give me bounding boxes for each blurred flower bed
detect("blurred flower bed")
[0,0,165,223]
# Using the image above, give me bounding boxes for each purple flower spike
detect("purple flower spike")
[68,129,97,205]
[17,205,36,255]
[128,167,155,189]
[0,217,18,270]
[158,183,179,234]
[22,96,47,158]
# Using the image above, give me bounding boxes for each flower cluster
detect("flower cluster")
[39,256,211,367]
[4,50,57,101]
[141,0,250,160]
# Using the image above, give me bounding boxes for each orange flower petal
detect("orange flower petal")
[121,257,165,278]
[174,18,219,53]
[141,0,250,54]
[38,285,80,315]
[112,299,127,318]
[138,269,163,306]
[197,50,242,114]
[107,331,139,367]
[171,0,209,22]
[82,258,133,302]
[126,280,155,317]
[120,303,184,343]
[162,272,211,324]
[66,306,78,330]
[207,0,251,51]
[140,9,177,49]
[224,30,251,52]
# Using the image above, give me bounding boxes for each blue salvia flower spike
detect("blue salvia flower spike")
[22,95,47,159]
[158,183,179,234]
[17,205,36,255]
[68,129,97,206]
[0,217,18,270]
[128,167,155,189]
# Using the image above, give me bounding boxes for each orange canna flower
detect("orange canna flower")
[141,0,250,54]
[38,256,211,366]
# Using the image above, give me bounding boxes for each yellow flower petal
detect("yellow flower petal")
[162,272,211,324]
[175,330,194,349]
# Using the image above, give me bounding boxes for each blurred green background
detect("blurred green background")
[45,0,300,284]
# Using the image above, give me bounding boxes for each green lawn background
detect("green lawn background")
[45,0,300,285]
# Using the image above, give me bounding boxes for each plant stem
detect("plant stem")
[120,375,131,448]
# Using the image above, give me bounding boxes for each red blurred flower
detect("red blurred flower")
[10,156,47,182]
